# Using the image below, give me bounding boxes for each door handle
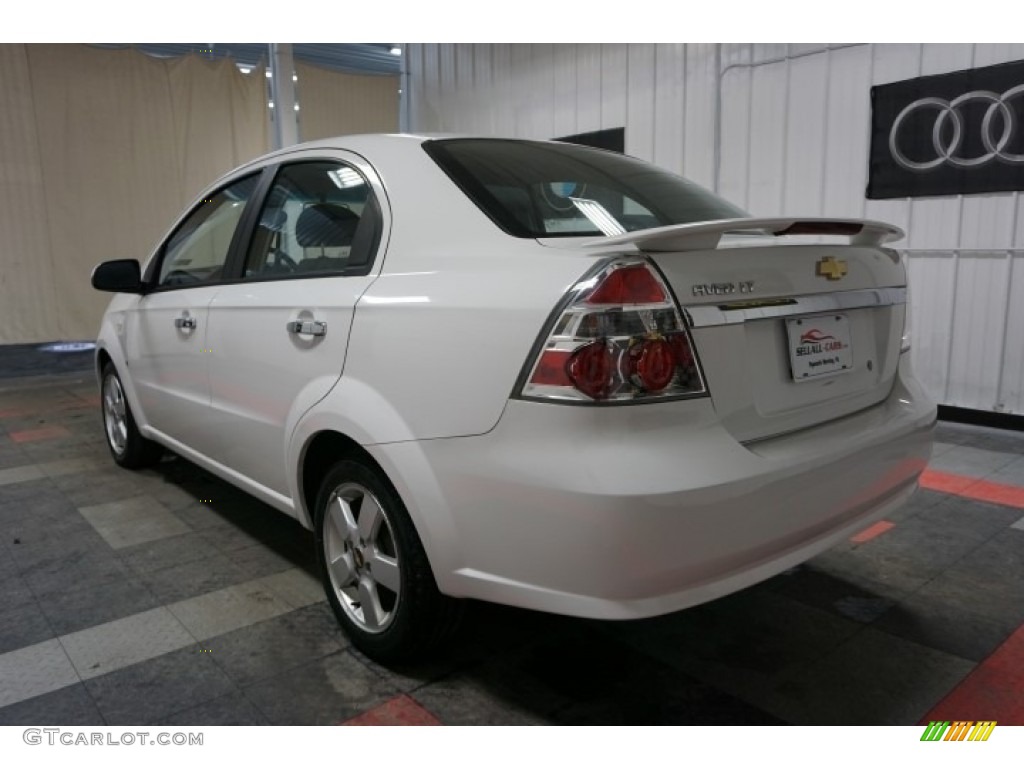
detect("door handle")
[286,320,327,337]
[174,316,197,330]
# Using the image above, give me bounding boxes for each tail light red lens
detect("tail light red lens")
[629,338,675,392]
[567,341,614,399]
[585,264,666,305]
[530,349,573,386]
[518,258,707,403]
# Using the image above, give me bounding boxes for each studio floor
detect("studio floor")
[0,346,1022,726]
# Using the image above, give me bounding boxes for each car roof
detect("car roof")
[233,132,586,170]
[208,133,588,195]
[247,133,451,164]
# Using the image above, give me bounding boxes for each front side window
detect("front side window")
[242,161,380,280]
[157,174,260,287]
[424,138,748,238]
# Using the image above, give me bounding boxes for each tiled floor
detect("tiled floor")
[1,355,1023,725]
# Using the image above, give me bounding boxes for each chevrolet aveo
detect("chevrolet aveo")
[92,135,935,661]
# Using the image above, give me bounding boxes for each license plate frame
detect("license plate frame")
[786,313,854,382]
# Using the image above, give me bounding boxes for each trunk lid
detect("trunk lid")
[547,218,908,443]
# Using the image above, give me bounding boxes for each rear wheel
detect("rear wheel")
[100,362,162,468]
[314,458,461,662]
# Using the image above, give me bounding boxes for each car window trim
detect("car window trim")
[220,164,279,282]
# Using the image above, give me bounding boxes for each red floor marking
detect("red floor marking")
[920,470,1024,510]
[8,425,71,443]
[850,520,895,544]
[0,407,33,419]
[339,694,442,726]
[921,624,1024,726]
[919,469,977,494]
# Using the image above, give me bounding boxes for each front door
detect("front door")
[125,173,261,457]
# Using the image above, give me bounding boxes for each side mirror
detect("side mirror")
[91,259,144,293]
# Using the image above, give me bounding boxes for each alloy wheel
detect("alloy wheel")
[322,482,401,633]
[102,374,128,456]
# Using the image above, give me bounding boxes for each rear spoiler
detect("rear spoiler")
[586,218,905,253]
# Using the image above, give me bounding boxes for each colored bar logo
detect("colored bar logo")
[920,721,997,741]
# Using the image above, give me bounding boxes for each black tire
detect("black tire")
[314,458,462,663]
[100,362,163,469]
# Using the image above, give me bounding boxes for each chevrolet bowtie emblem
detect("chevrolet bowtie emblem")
[816,256,848,281]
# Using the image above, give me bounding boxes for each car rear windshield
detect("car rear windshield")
[424,138,748,239]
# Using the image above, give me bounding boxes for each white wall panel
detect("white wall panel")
[1016,199,1024,249]
[720,43,752,69]
[451,45,472,132]
[960,195,1018,250]
[472,44,495,135]
[652,44,685,173]
[823,45,873,218]
[790,44,829,57]
[717,64,752,209]
[625,44,656,160]
[945,253,1012,408]
[495,46,517,136]
[784,53,829,215]
[905,253,957,404]
[509,45,532,136]
[746,61,788,216]
[575,45,602,134]
[974,43,1024,67]
[551,44,577,138]
[600,45,627,131]
[753,44,789,64]
[683,43,717,186]
[408,43,1024,413]
[1000,254,1024,412]
[438,45,457,132]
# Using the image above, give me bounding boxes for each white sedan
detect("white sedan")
[92,135,935,661]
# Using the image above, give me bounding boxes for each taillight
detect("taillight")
[517,258,707,403]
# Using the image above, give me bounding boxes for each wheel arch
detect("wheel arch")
[296,428,460,593]
[95,346,113,381]
[299,430,375,529]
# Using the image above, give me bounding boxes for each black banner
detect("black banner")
[867,59,1024,199]
[554,127,625,154]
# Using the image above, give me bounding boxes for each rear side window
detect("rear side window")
[424,139,747,238]
[242,161,381,280]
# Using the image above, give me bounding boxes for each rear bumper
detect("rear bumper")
[368,354,935,620]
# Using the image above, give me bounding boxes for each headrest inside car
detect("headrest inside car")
[295,203,359,248]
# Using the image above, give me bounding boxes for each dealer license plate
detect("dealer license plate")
[786,313,853,381]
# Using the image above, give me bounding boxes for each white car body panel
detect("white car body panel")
[205,277,371,496]
[367,354,932,618]
[94,133,935,621]
[123,286,221,456]
[339,249,590,441]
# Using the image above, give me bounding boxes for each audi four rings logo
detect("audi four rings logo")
[888,85,1024,171]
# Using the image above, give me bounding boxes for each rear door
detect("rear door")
[125,173,261,455]
[204,155,388,496]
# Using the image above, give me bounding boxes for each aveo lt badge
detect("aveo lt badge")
[691,281,754,297]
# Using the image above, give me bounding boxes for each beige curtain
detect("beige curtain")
[296,62,399,141]
[0,44,269,343]
[0,45,63,342]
